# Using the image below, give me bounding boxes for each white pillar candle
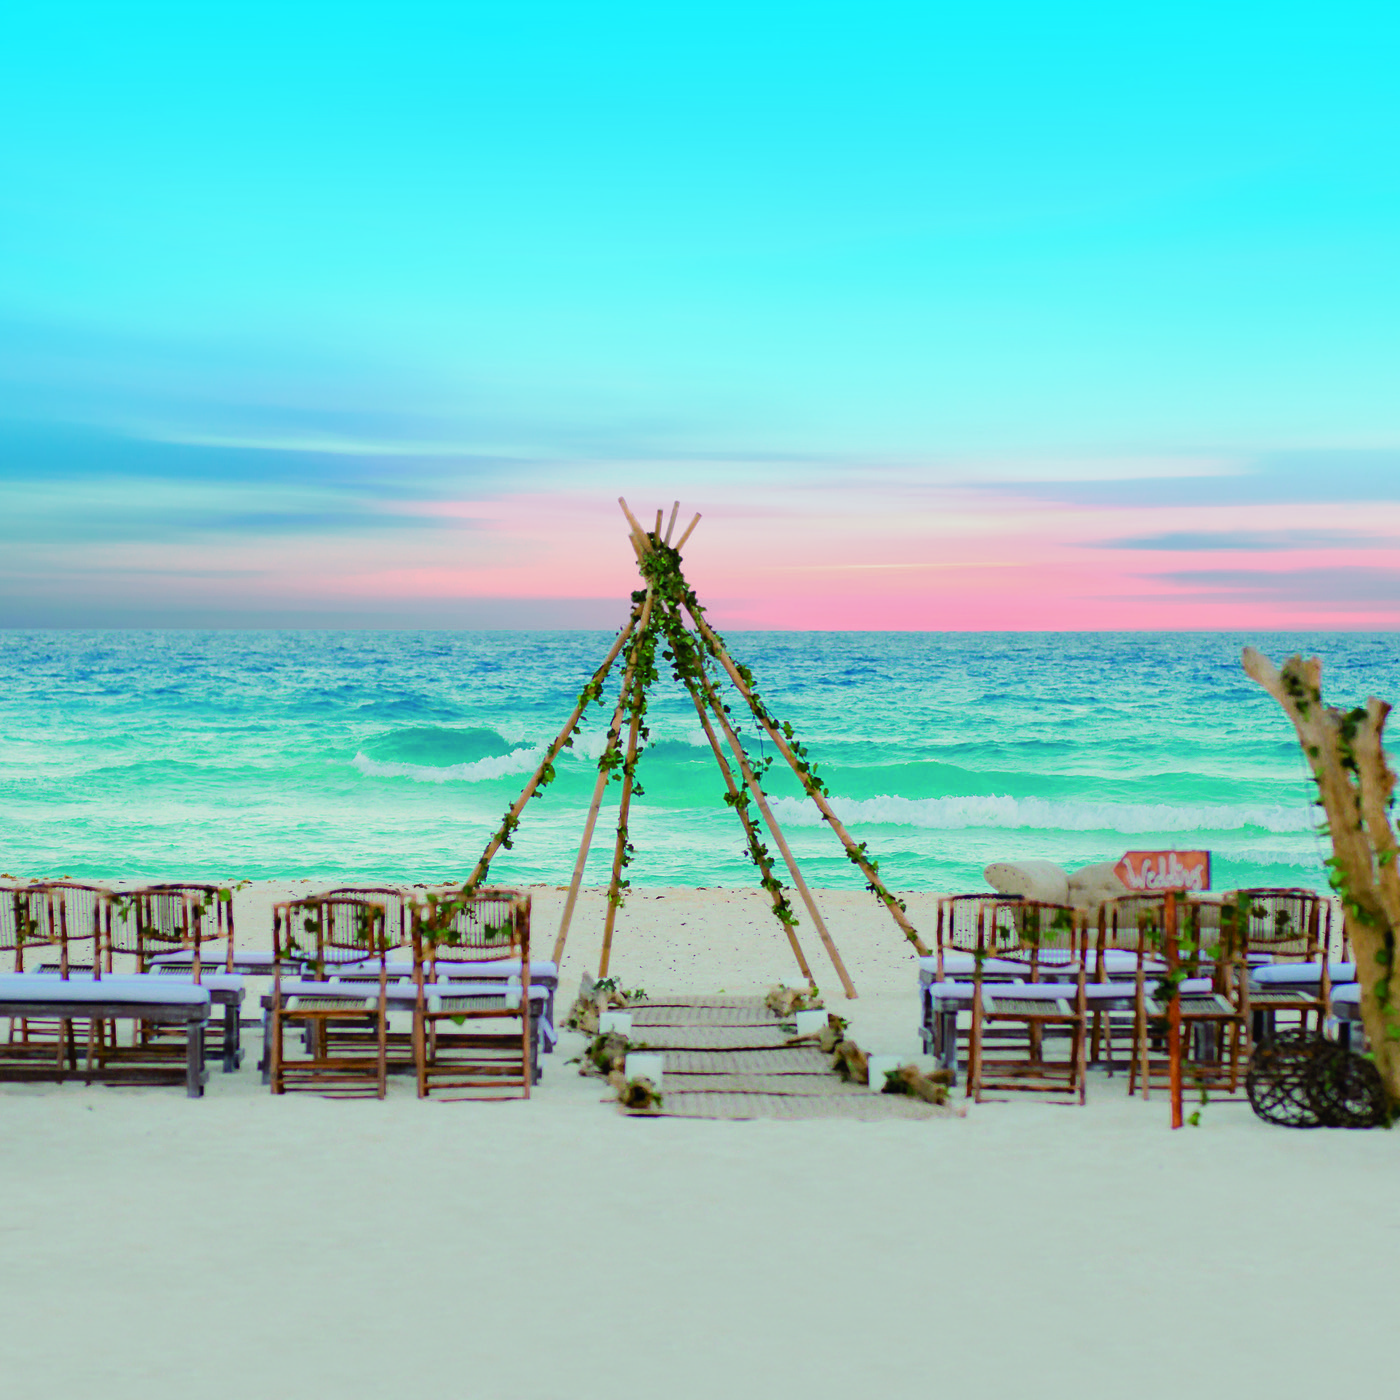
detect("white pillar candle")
[866,1054,901,1092]
[624,1052,664,1085]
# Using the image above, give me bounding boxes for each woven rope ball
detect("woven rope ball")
[1246,1033,1388,1129]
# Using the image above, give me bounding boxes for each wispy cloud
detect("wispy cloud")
[992,450,1400,508]
[1161,567,1400,607]
[1099,528,1395,551]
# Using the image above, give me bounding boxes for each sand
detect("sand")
[2,882,1396,1399]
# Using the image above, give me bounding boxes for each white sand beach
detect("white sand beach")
[3,882,1396,1399]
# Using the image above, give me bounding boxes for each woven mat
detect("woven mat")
[609,996,954,1121]
[631,996,770,1013]
[660,1073,850,1096]
[663,1047,831,1074]
[631,1004,782,1028]
[631,1026,792,1051]
[649,1092,952,1121]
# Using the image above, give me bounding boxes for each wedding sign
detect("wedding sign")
[1113,850,1211,892]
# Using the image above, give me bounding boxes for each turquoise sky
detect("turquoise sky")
[2,2,1398,627]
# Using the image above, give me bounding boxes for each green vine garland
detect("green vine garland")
[636,534,921,946]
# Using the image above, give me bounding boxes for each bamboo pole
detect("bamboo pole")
[618,497,653,553]
[553,587,657,963]
[684,604,930,956]
[682,617,856,997]
[663,608,816,984]
[463,607,641,893]
[598,654,648,978]
[663,501,680,544]
[675,513,701,551]
[1166,891,1184,1129]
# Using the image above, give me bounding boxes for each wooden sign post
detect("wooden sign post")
[1113,851,1211,1130]
[1163,891,1182,1129]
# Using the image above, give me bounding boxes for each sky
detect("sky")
[2,1,1398,629]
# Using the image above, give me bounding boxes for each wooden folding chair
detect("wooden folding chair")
[1090,894,1171,1071]
[326,887,413,958]
[109,884,236,975]
[1225,889,1334,1043]
[2,883,58,1061]
[1127,895,1245,1099]
[920,893,1025,1072]
[412,888,534,1100]
[268,895,389,1098]
[99,884,238,1069]
[3,882,113,1072]
[967,900,1088,1104]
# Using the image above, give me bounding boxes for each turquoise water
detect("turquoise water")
[2,630,1396,895]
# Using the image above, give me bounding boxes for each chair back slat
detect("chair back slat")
[327,887,412,948]
[0,886,51,969]
[933,893,1022,977]
[21,883,114,979]
[111,884,235,975]
[273,896,389,980]
[1101,893,1169,951]
[1220,889,1324,960]
[412,888,529,976]
[986,901,1085,979]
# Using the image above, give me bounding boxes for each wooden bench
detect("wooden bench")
[0,974,211,1097]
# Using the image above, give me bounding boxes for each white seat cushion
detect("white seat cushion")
[1253,962,1356,986]
[0,973,210,1007]
[985,982,1078,1000]
[923,981,978,1001]
[920,955,1025,979]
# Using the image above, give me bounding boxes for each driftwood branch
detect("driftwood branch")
[1242,646,1400,1105]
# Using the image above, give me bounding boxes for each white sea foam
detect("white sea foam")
[571,731,611,761]
[766,794,1314,835]
[353,747,543,784]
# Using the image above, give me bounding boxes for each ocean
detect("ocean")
[2,629,1396,899]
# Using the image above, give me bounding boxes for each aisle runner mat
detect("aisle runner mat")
[612,996,955,1121]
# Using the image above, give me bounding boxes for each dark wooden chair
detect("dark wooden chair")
[109,884,236,975]
[326,887,413,959]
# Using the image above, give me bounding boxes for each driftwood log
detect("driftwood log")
[765,984,824,1018]
[1242,647,1400,1110]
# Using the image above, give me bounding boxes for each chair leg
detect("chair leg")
[269,1009,284,1094]
[376,1008,387,1100]
[412,1006,426,1097]
[967,996,983,1102]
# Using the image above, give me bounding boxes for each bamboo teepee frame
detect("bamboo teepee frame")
[461,500,929,998]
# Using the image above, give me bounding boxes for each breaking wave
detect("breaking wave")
[353,747,543,784]
[766,794,1314,835]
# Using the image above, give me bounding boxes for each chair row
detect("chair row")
[918,888,1346,1105]
[263,890,539,1100]
[1,881,547,1101]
